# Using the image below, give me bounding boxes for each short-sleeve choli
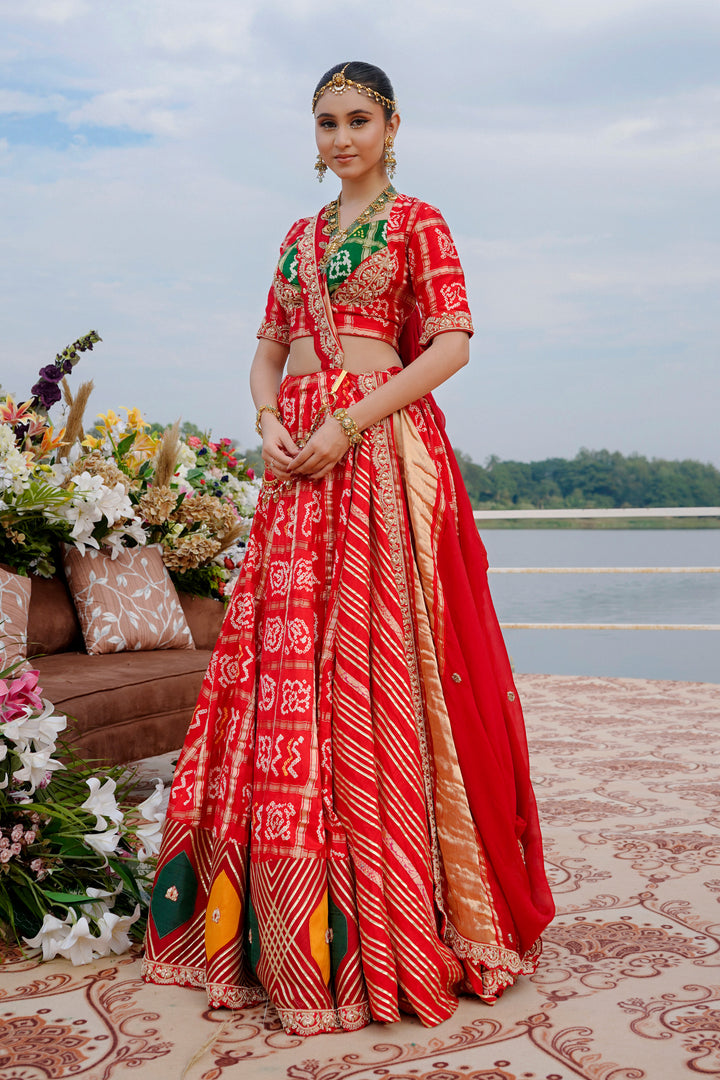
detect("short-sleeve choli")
[257,194,474,352]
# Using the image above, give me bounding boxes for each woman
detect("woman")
[142,61,554,1037]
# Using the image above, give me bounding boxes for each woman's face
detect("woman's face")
[314,91,399,183]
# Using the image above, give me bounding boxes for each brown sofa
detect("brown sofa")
[23,572,225,766]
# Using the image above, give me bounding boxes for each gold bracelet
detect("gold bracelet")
[332,408,363,447]
[255,405,282,436]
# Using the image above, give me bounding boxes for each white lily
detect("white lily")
[58,915,110,965]
[136,778,166,824]
[1,701,66,752]
[80,777,124,831]
[24,912,73,961]
[12,746,64,794]
[83,884,121,921]
[96,905,141,955]
[134,778,167,859]
[135,817,164,859]
[83,827,121,861]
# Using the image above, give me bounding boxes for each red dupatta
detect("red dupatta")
[295,199,555,956]
[295,211,345,371]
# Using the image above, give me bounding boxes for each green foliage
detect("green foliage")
[454,447,720,510]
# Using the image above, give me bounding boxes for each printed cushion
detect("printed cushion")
[62,545,195,655]
[0,568,32,671]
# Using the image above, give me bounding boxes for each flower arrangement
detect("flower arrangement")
[0,333,260,598]
[1,662,164,963]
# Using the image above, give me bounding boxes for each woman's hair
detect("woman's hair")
[313,61,396,119]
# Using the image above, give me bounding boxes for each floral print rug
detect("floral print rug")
[2,673,719,1079]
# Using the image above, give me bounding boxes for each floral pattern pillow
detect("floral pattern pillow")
[62,545,195,655]
[0,568,32,671]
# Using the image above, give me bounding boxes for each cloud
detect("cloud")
[65,88,186,136]
[0,90,67,115]
[1,0,718,467]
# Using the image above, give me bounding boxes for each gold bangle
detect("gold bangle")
[332,408,363,448]
[255,405,282,436]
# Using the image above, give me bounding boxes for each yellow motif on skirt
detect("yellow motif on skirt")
[205,870,242,961]
[309,888,331,986]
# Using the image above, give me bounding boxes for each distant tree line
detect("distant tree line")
[454,447,720,509]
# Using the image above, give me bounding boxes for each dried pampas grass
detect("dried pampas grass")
[57,378,94,460]
[153,421,181,488]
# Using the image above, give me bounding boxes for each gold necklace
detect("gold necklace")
[319,184,396,271]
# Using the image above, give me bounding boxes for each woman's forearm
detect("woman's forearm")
[347,332,469,431]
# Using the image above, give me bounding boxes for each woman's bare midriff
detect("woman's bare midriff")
[287,335,400,376]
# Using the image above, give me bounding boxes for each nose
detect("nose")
[334,124,352,148]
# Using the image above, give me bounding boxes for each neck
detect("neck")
[338,169,391,210]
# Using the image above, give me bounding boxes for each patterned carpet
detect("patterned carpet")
[2,673,719,1079]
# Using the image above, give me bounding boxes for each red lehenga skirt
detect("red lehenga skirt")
[142,368,554,1036]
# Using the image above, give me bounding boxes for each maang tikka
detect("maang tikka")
[314,154,328,182]
[384,134,397,178]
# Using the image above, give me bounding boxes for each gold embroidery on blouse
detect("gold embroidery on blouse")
[273,269,303,311]
[331,247,399,308]
[257,318,290,344]
[419,311,474,348]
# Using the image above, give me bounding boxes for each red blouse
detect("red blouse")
[257,193,474,352]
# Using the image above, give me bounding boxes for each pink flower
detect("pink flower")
[10,843,21,855]
[0,670,43,723]
[0,837,9,849]
[219,437,232,446]
[228,456,238,467]
[246,468,255,480]
[0,850,11,863]
[30,858,43,872]
[24,830,36,845]
[11,824,24,842]
[208,441,219,452]
[187,436,202,448]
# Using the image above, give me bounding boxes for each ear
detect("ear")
[386,111,401,139]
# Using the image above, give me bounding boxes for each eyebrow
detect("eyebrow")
[315,108,374,119]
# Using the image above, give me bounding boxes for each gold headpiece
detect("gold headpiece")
[312,65,397,114]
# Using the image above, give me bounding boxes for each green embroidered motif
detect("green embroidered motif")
[328,894,349,980]
[151,851,198,939]
[245,893,261,972]
[279,220,387,295]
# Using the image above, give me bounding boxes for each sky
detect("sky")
[1,0,719,466]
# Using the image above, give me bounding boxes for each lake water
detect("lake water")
[481,529,720,684]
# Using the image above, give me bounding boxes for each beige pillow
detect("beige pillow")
[0,568,32,671]
[62,545,195,655]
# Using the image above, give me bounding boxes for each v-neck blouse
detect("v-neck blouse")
[257,194,474,351]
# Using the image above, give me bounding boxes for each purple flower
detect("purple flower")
[38,364,65,383]
[31,380,62,409]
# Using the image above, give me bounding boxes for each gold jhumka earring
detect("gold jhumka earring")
[314,154,328,182]
[384,134,397,179]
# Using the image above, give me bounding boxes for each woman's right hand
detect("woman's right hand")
[260,414,299,480]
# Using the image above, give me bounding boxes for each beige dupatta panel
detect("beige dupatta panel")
[392,408,510,951]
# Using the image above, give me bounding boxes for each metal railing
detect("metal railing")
[474,506,720,631]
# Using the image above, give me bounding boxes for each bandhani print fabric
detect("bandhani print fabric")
[142,369,554,1035]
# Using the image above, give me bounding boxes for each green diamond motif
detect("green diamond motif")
[151,851,198,939]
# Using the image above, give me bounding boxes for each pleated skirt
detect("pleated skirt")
[141,367,545,1036]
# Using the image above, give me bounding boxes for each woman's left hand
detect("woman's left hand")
[287,416,352,481]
